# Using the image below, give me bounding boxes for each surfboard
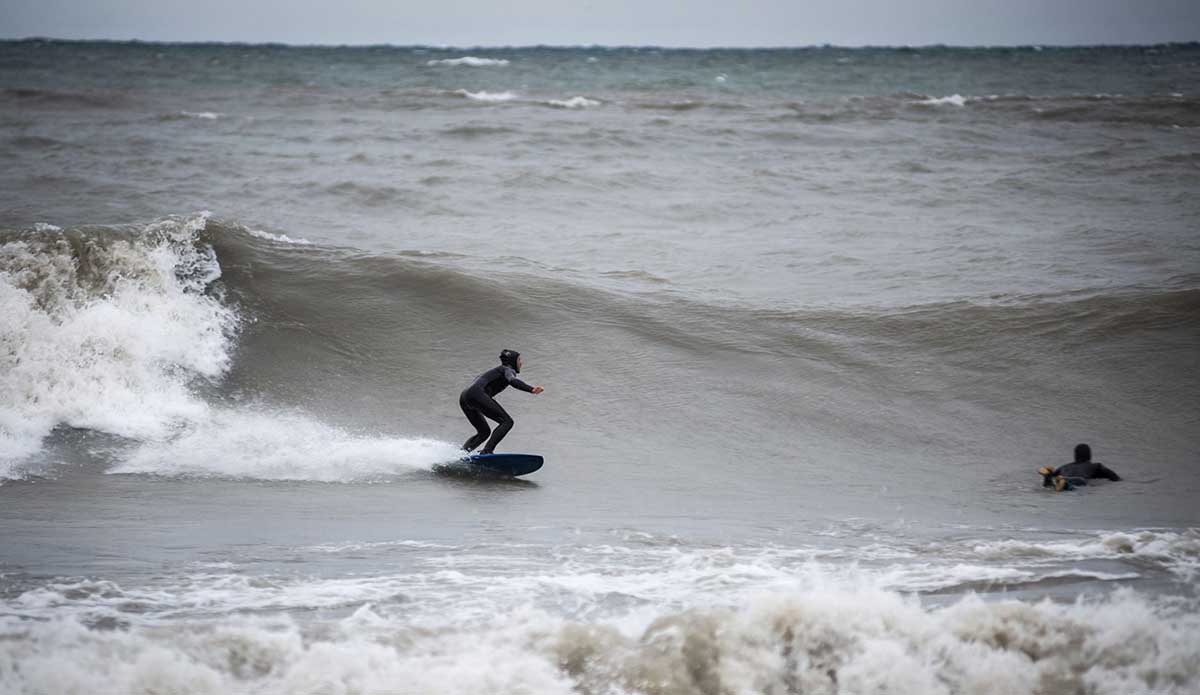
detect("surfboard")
[460,453,543,477]
[1038,467,1073,492]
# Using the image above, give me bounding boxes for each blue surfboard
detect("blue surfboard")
[459,453,543,477]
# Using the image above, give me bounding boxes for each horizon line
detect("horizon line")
[3,36,1199,51]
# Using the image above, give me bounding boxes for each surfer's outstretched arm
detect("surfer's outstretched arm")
[1095,463,1121,481]
[503,366,535,392]
[502,366,543,394]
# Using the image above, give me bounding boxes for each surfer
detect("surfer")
[459,349,544,454]
[1039,444,1121,491]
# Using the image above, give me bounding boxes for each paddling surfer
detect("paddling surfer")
[1039,444,1121,491]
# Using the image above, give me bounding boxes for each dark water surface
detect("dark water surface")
[2,41,1199,694]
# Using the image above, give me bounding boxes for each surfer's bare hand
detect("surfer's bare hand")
[532,386,544,394]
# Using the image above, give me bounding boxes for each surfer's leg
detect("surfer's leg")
[476,397,513,454]
[460,397,490,452]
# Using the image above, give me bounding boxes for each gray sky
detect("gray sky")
[2,0,1198,46]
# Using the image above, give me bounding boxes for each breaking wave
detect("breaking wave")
[0,214,464,481]
[1,577,1196,694]
[0,214,236,473]
[4,212,1198,483]
[3,526,1198,691]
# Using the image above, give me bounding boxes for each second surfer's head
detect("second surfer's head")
[1074,443,1092,463]
[500,349,522,373]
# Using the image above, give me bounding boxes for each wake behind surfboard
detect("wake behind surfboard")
[436,453,544,478]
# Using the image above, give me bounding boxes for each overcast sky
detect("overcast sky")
[2,0,1198,47]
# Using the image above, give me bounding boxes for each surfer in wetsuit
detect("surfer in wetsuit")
[1039,444,1121,491]
[460,349,544,454]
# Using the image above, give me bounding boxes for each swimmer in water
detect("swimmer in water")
[1039,444,1121,492]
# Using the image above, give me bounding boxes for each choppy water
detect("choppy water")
[2,40,1199,694]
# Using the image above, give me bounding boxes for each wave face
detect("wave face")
[2,216,1198,506]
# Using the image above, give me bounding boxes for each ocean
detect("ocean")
[1,40,1199,694]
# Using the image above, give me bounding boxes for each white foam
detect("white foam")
[456,89,517,102]
[111,408,462,482]
[247,228,311,245]
[301,540,460,554]
[180,111,221,120]
[0,213,235,473]
[966,530,1200,579]
[428,57,509,67]
[714,74,727,83]
[969,537,1115,559]
[919,94,968,107]
[878,563,1034,592]
[545,96,599,109]
[2,582,1197,695]
[3,529,1197,691]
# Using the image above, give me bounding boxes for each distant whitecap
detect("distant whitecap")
[427,56,510,67]
[547,96,600,109]
[918,94,968,107]
[455,89,517,102]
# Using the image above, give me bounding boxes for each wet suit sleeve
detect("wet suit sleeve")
[503,366,535,393]
[1094,463,1121,482]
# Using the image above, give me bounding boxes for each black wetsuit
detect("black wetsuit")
[459,364,534,454]
[1044,461,1121,488]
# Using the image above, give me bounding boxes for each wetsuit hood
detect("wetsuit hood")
[1074,443,1092,463]
[499,349,521,373]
